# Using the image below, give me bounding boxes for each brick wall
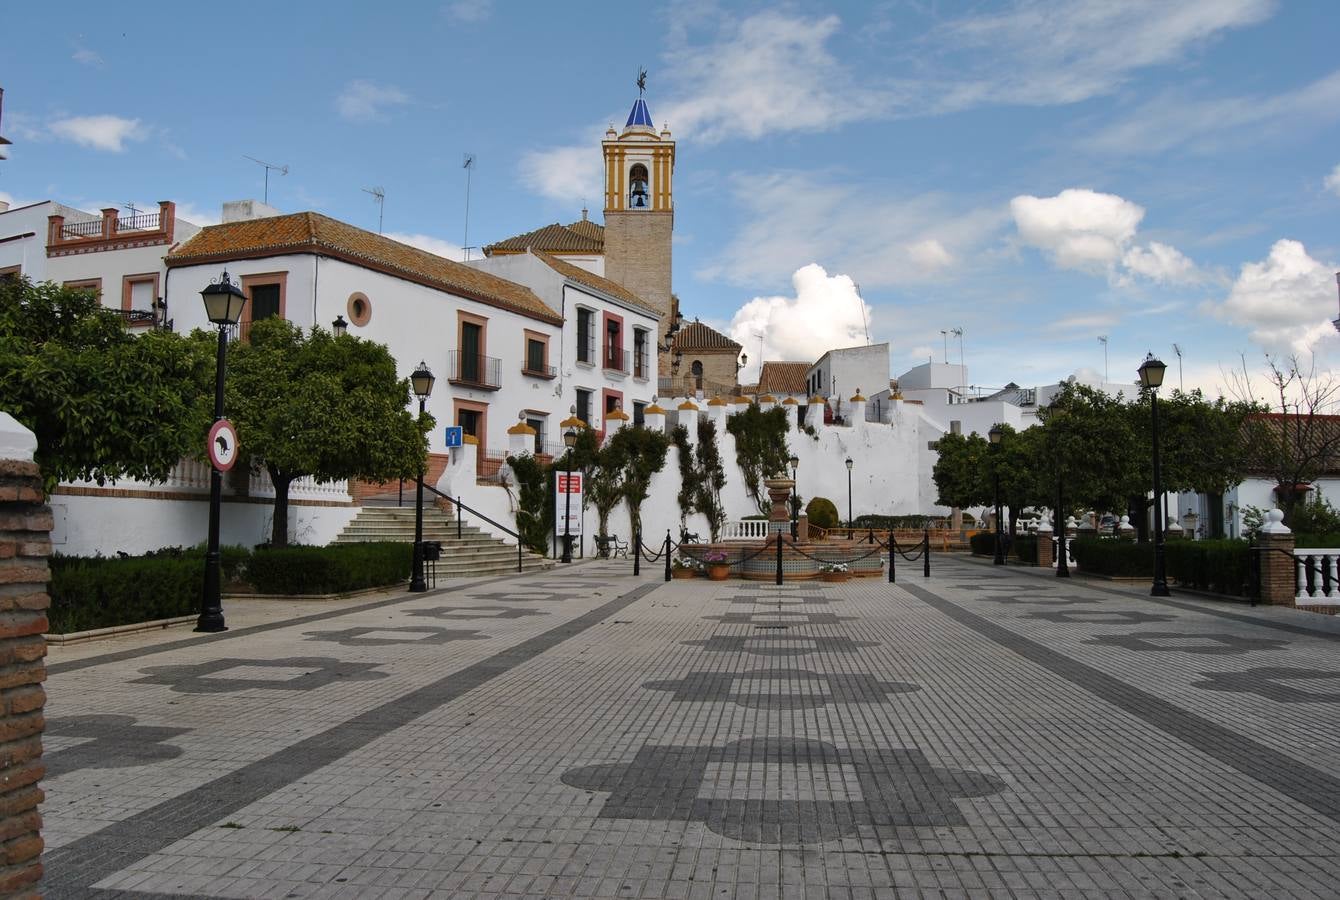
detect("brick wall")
[349,453,451,503]
[0,452,50,895]
[1256,531,1296,606]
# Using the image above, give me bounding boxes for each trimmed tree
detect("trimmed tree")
[226,318,432,546]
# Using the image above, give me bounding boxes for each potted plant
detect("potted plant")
[703,550,730,581]
[671,556,700,579]
[820,561,851,583]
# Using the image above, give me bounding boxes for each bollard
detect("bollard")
[888,530,895,583]
[923,529,931,578]
[634,528,641,576]
[775,533,784,585]
[1056,531,1070,578]
[664,530,672,582]
[868,529,875,545]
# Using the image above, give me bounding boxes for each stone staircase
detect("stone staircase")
[334,505,554,579]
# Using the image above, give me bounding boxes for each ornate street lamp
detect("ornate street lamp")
[845,457,854,539]
[988,424,1005,566]
[1138,353,1170,596]
[196,270,246,632]
[788,453,800,539]
[408,361,434,592]
[332,314,348,337]
[560,426,578,563]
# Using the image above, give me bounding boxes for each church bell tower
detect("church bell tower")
[602,78,675,376]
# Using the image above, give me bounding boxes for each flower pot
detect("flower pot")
[821,572,850,583]
[707,563,730,581]
[672,567,698,579]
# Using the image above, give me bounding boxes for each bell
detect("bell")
[630,180,648,207]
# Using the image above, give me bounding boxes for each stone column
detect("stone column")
[847,391,867,427]
[0,413,49,896]
[806,396,826,430]
[781,398,799,430]
[675,401,699,446]
[643,403,667,435]
[506,421,535,457]
[1256,508,1297,607]
[764,476,795,536]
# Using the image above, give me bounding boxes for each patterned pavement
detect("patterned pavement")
[39,556,1340,898]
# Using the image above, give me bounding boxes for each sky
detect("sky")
[3,0,1339,400]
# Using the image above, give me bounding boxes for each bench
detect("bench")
[593,534,629,559]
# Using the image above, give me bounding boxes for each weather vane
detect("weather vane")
[636,67,647,97]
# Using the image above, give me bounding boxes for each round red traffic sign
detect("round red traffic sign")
[207,419,240,471]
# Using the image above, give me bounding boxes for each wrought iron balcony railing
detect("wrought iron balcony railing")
[448,350,502,390]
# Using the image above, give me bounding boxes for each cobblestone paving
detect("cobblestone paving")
[40,557,1340,898]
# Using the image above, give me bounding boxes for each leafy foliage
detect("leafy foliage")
[49,554,201,634]
[1069,537,1152,577]
[726,405,791,515]
[0,276,215,491]
[694,420,728,541]
[507,452,550,553]
[1282,488,1340,538]
[671,425,695,532]
[1164,539,1252,596]
[244,542,411,594]
[806,497,839,530]
[583,435,627,538]
[608,425,671,536]
[227,318,431,545]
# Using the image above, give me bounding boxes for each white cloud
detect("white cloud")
[336,80,409,122]
[519,144,602,204]
[173,202,220,227]
[72,44,103,67]
[385,231,466,262]
[1120,241,1203,285]
[728,264,873,383]
[1210,239,1339,354]
[1325,163,1340,198]
[48,115,143,152]
[1046,313,1118,334]
[443,0,492,23]
[1011,189,1144,271]
[906,239,954,272]
[0,191,39,210]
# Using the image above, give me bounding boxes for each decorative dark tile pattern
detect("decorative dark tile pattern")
[683,635,878,657]
[1024,609,1177,625]
[972,595,1097,605]
[702,611,853,625]
[643,667,920,710]
[726,595,833,606]
[302,626,490,647]
[406,605,547,621]
[132,657,387,694]
[1087,632,1290,655]
[45,715,189,779]
[561,737,1005,843]
[1192,667,1340,703]
[468,590,585,603]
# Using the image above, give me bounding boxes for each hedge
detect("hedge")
[245,542,411,595]
[1296,533,1340,549]
[969,531,998,556]
[49,555,201,634]
[806,497,840,530]
[853,514,936,530]
[1013,534,1038,565]
[1069,537,1152,577]
[1164,539,1252,596]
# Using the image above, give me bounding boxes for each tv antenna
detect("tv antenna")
[854,282,871,343]
[462,153,476,261]
[1172,343,1183,391]
[951,327,964,375]
[362,186,385,234]
[123,201,139,216]
[939,329,949,364]
[1097,335,1109,383]
[243,155,288,204]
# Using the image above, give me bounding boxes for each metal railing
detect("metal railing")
[113,308,158,328]
[576,331,596,365]
[59,219,104,239]
[522,361,557,379]
[117,212,161,232]
[476,449,508,483]
[448,351,502,390]
[421,481,525,573]
[603,347,629,374]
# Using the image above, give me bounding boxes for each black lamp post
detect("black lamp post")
[845,457,854,539]
[560,426,577,563]
[1139,353,1170,596]
[408,361,435,592]
[332,314,348,337]
[196,270,246,633]
[989,424,1005,565]
[1056,474,1070,578]
[788,453,800,539]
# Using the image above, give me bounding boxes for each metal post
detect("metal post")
[993,469,1004,565]
[663,530,671,582]
[1056,478,1070,578]
[1150,392,1170,596]
[456,497,462,540]
[923,528,931,578]
[517,536,523,573]
[633,528,641,576]
[560,452,574,564]
[847,468,853,540]
[409,398,428,593]
[775,533,783,585]
[888,530,895,583]
[196,324,230,633]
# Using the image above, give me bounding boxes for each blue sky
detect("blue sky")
[4,0,1339,397]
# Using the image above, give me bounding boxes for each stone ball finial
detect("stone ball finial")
[1261,508,1291,535]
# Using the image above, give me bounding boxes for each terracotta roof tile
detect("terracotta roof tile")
[672,320,741,352]
[166,212,561,325]
[484,220,604,255]
[757,361,811,394]
[531,251,660,318]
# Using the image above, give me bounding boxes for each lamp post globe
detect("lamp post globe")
[409,361,434,593]
[1139,353,1171,596]
[988,424,1005,566]
[788,453,800,539]
[196,271,246,633]
[560,426,577,563]
[332,314,348,337]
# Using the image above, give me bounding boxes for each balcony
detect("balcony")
[522,361,557,379]
[603,347,629,377]
[47,201,178,257]
[448,350,502,390]
[633,349,650,380]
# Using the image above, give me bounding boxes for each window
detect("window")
[250,284,281,321]
[629,163,649,208]
[63,278,102,299]
[576,308,593,364]
[458,409,481,438]
[633,401,646,427]
[461,321,483,382]
[240,272,287,340]
[121,273,159,328]
[0,265,20,282]
[527,339,545,373]
[526,416,547,454]
[691,359,703,389]
[633,329,648,379]
[347,292,371,326]
[454,398,489,457]
[605,393,621,414]
[575,389,592,427]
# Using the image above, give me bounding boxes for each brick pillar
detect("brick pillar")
[1256,509,1296,607]
[0,414,49,895]
[1037,528,1054,567]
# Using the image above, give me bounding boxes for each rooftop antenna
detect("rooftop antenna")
[462,153,475,261]
[1097,335,1109,383]
[362,186,385,234]
[243,155,288,205]
[123,201,139,216]
[951,327,964,379]
[1172,343,1183,391]
[940,329,949,365]
[854,282,871,344]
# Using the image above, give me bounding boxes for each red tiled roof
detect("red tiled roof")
[673,321,741,352]
[531,251,660,318]
[166,212,561,325]
[757,361,811,394]
[484,220,604,255]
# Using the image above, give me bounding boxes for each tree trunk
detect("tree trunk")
[269,465,295,547]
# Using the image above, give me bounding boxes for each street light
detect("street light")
[788,453,800,539]
[408,360,435,593]
[1138,352,1170,596]
[196,270,246,633]
[988,424,1005,565]
[560,426,577,563]
[332,314,348,337]
[845,457,854,539]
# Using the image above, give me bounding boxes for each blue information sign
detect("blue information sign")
[444,426,464,448]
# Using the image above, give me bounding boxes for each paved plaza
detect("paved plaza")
[39,557,1340,898]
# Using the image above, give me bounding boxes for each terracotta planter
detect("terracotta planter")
[672,567,698,579]
[707,564,730,581]
[821,572,850,583]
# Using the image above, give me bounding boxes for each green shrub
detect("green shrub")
[806,497,840,530]
[1295,533,1340,548]
[969,531,997,556]
[141,544,251,582]
[49,555,202,634]
[1164,539,1251,596]
[1069,537,1152,576]
[853,514,936,530]
[1013,534,1038,564]
[246,542,411,595]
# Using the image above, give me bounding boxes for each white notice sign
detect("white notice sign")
[554,472,583,537]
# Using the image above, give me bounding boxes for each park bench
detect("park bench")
[593,534,629,559]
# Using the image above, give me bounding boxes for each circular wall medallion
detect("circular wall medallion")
[347,292,371,326]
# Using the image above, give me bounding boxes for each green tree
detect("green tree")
[607,425,671,537]
[726,405,791,515]
[227,318,431,546]
[0,277,214,491]
[584,437,628,538]
[694,420,728,541]
[931,430,991,510]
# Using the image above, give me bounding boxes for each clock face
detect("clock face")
[207,419,240,471]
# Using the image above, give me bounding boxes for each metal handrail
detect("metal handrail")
[420,480,525,573]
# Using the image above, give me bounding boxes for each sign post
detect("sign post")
[556,470,583,561]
